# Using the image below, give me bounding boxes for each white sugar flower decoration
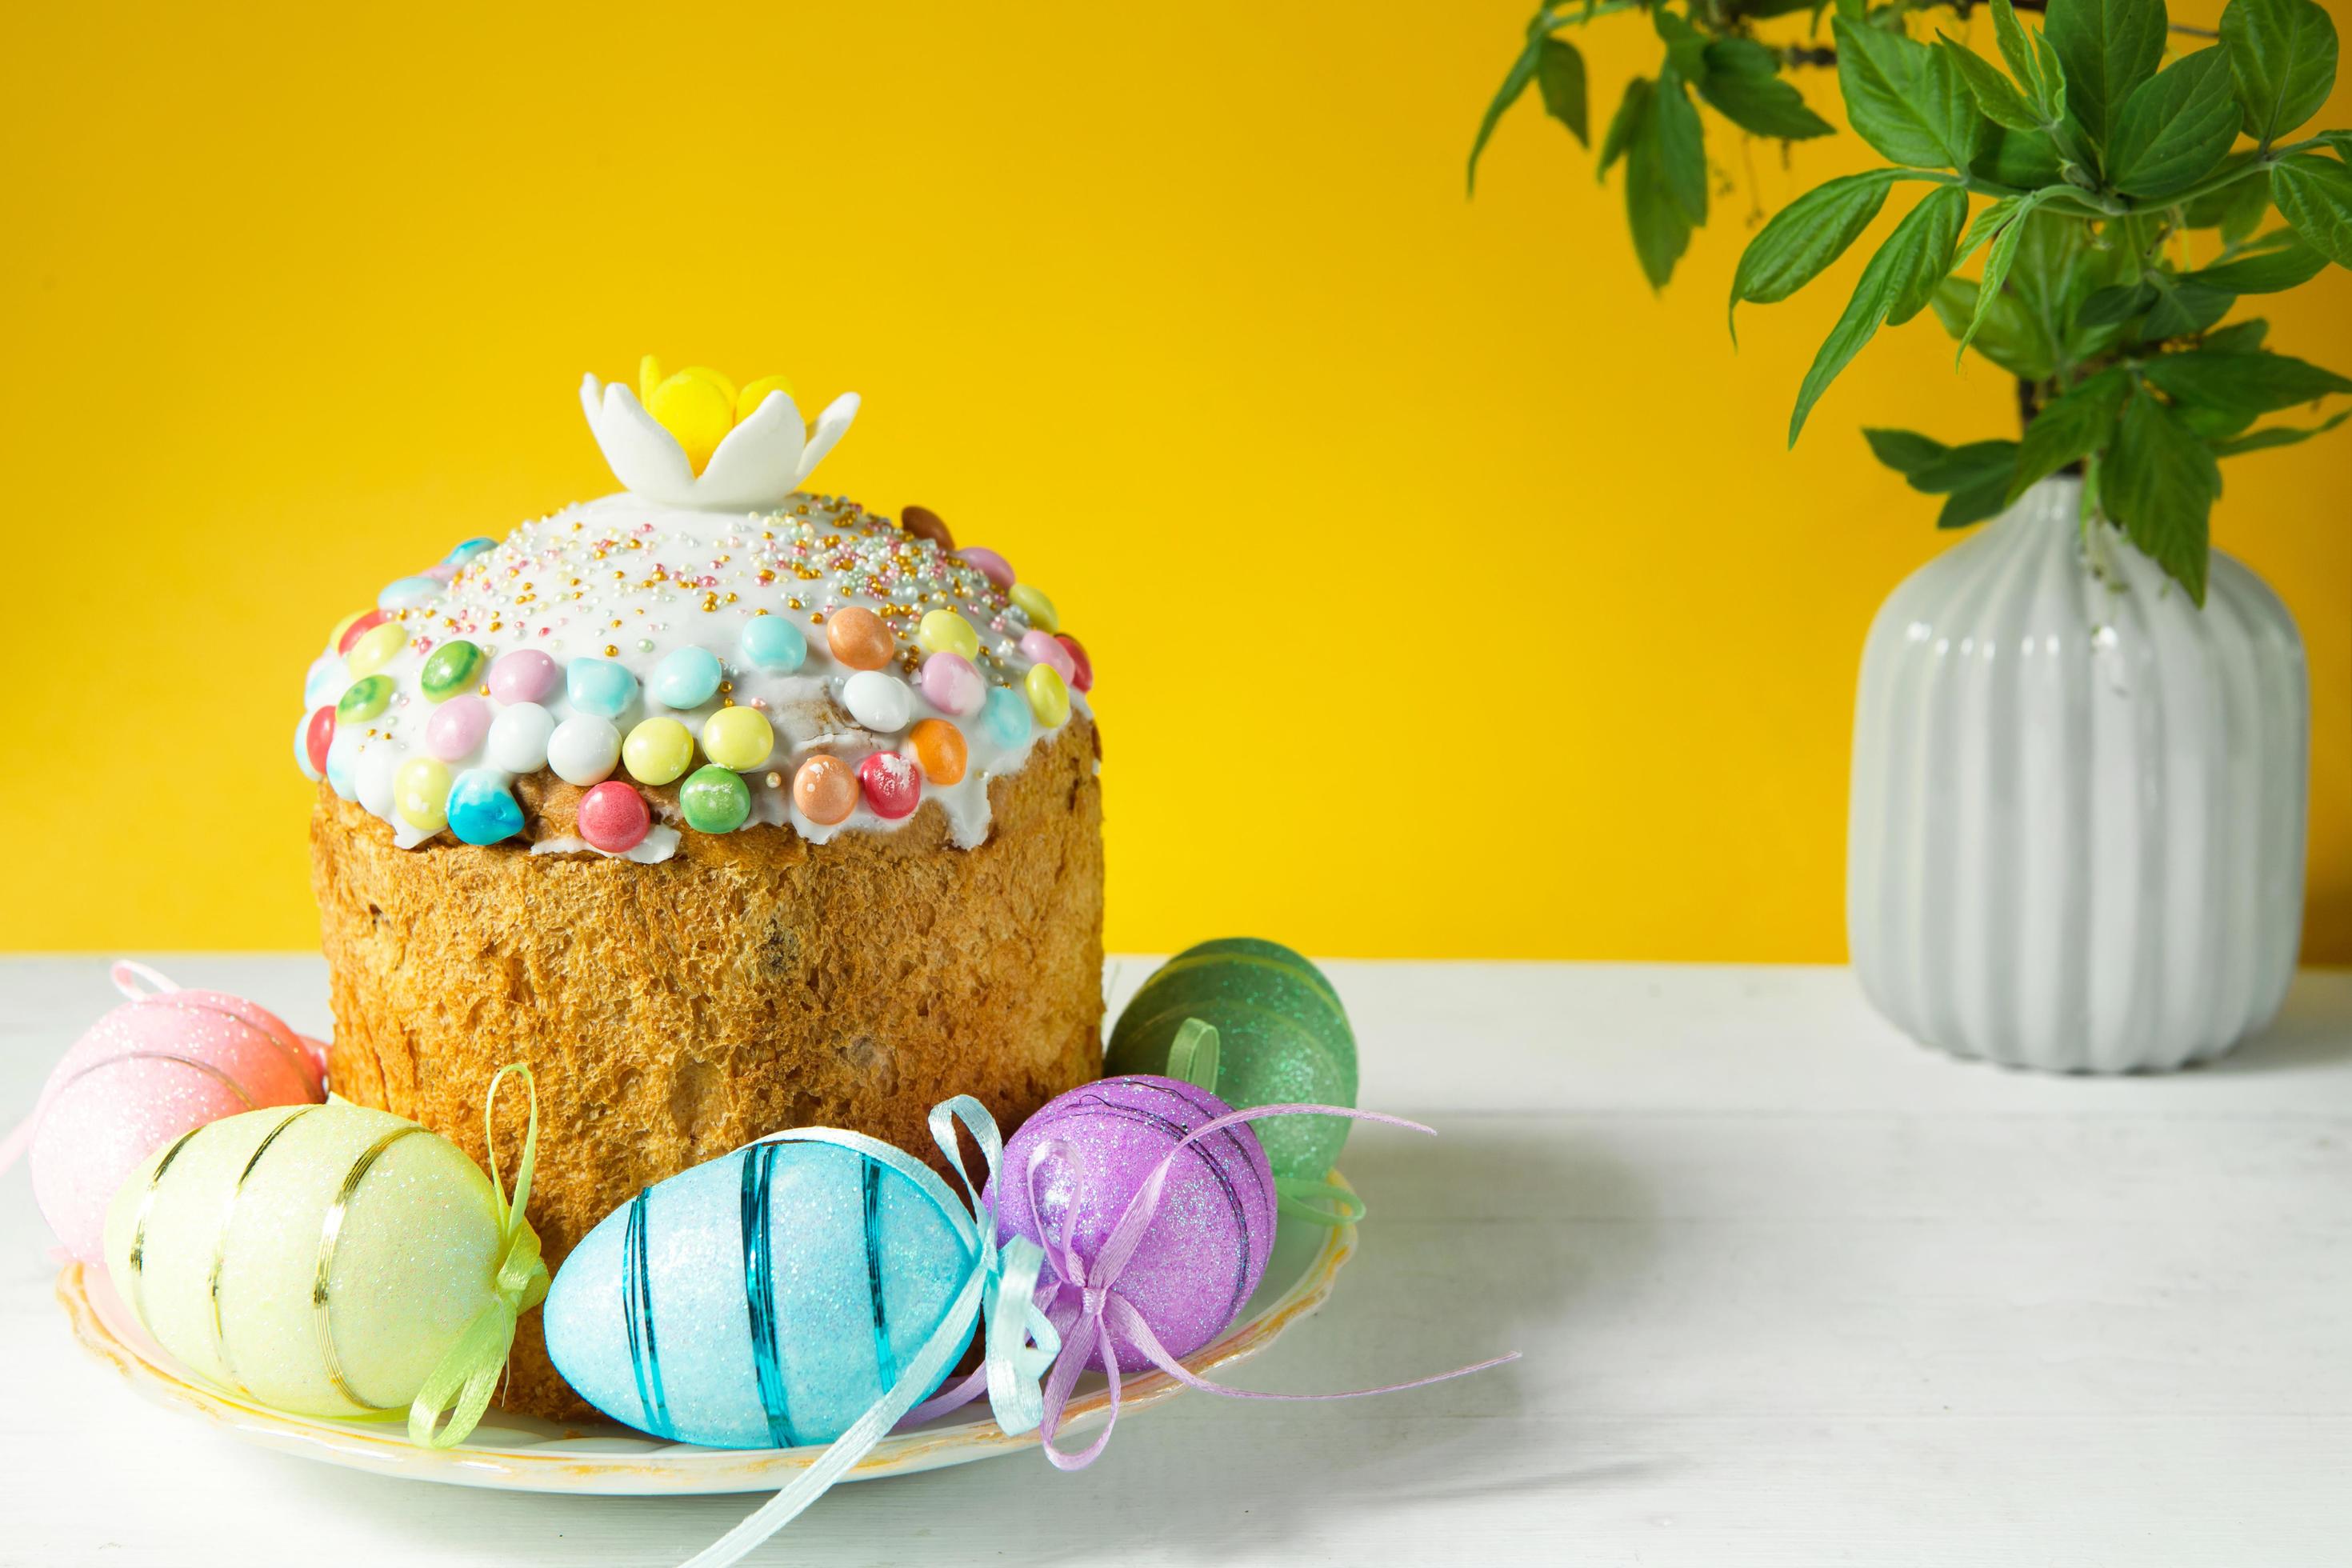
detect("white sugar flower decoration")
[579,357,860,510]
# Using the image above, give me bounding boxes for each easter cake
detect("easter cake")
[294,362,1104,1418]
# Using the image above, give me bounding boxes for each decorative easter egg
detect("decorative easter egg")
[826,606,895,671]
[1103,938,1358,1182]
[1009,582,1058,634]
[395,758,452,833]
[300,706,335,778]
[566,657,637,720]
[1054,633,1094,693]
[678,765,750,833]
[698,706,773,771]
[336,609,386,656]
[843,670,913,734]
[446,769,525,846]
[651,646,722,710]
[859,752,922,820]
[793,755,858,826]
[548,714,622,786]
[979,684,1031,748]
[740,615,807,673]
[101,1074,546,1446]
[346,622,407,678]
[424,694,491,762]
[378,575,443,611]
[918,651,985,717]
[484,701,555,773]
[993,1076,1275,1370]
[900,504,954,550]
[444,536,498,566]
[337,675,393,723]
[918,609,980,660]
[1020,629,1076,682]
[622,718,694,786]
[419,639,484,701]
[1025,664,1070,728]
[908,718,967,786]
[487,648,560,705]
[957,546,1015,590]
[30,965,325,1265]
[578,781,650,854]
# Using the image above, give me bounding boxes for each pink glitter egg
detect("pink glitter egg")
[991,1075,1276,1370]
[956,546,1016,590]
[424,694,492,761]
[488,648,562,705]
[918,651,986,717]
[1020,629,1077,683]
[1054,634,1093,693]
[578,781,650,854]
[859,751,922,820]
[28,965,326,1265]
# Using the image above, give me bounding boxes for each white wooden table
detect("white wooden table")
[4,956,2349,1566]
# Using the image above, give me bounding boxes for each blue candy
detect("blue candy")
[979,684,1032,748]
[738,616,807,673]
[650,646,722,710]
[566,657,638,720]
[446,768,525,845]
[444,536,498,566]
[303,652,346,708]
[378,574,444,611]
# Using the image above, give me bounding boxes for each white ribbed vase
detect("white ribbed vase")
[1848,477,2308,1073]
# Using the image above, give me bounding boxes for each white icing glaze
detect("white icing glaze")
[299,490,1088,857]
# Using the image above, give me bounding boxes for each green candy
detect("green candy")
[418,639,484,702]
[1104,938,1358,1182]
[336,674,394,722]
[678,763,750,833]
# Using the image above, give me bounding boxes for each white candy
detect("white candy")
[356,746,401,818]
[842,670,914,734]
[548,714,622,786]
[486,702,556,774]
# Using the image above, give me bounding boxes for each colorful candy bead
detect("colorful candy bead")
[736,374,798,422]
[979,685,1031,748]
[843,670,914,734]
[918,609,980,661]
[858,752,922,820]
[419,639,484,702]
[328,610,366,651]
[338,674,393,723]
[488,648,560,705]
[346,622,407,678]
[679,764,752,833]
[1009,582,1058,634]
[378,575,443,611]
[918,651,986,717]
[622,718,694,786]
[1025,664,1070,728]
[336,609,386,656]
[793,755,859,826]
[900,505,954,550]
[486,702,555,773]
[444,536,498,566]
[1055,633,1094,693]
[548,714,622,786]
[957,547,1015,590]
[699,706,774,770]
[394,757,452,833]
[303,652,346,709]
[423,563,458,584]
[302,706,336,776]
[651,646,722,710]
[425,695,492,762]
[1020,629,1076,682]
[566,657,637,720]
[446,769,525,845]
[293,713,323,781]
[578,781,650,854]
[826,606,895,671]
[908,719,967,786]
[740,616,807,673]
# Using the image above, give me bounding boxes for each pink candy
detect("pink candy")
[957,546,1015,590]
[918,652,986,717]
[489,648,562,705]
[1021,630,1077,683]
[578,781,650,854]
[1055,633,1094,693]
[423,563,458,584]
[858,751,922,820]
[424,694,492,761]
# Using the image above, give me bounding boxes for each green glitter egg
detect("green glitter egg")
[336,674,394,722]
[419,639,484,702]
[678,763,751,833]
[1103,938,1358,1181]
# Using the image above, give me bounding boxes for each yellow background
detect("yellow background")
[2,1,2346,959]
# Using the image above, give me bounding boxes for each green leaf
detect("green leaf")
[1992,0,2046,101]
[2044,0,2168,150]
[2105,49,2246,198]
[2182,232,2328,291]
[2140,345,2352,409]
[1653,7,1712,85]
[1598,76,1653,181]
[1970,126,2067,187]
[2081,280,2159,325]
[1728,169,1905,334]
[2106,386,2219,602]
[2183,163,2275,238]
[1622,84,1694,287]
[2179,400,2260,437]
[2138,275,2237,338]
[1537,38,1590,148]
[1912,438,2023,493]
[2270,152,2352,266]
[2220,0,2339,145]
[2210,407,2350,452]
[1655,67,1709,226]
[1701,38,1837,140]
[1940,34,2044,130]
[2006,208,2138,364]
[2202,316,2270,351]
[2010,367,2132,499]
[1863,427,1950,478]
[1933,276,2058,378]
[1954,189,2050,361]
[1864,430,2020,519]
[1958,194,2023,259]
[1939,473,2018,528]
[1790,186,1973,445]
[1469,35,1541,194]
[1834,17,1990,170]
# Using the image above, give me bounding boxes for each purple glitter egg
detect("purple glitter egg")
[991,1074,1277,1370]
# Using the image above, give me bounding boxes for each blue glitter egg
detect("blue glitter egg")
[446,769,525,845]
[738,617,806,673]
[444,536,498,566]
[378,575,443,611]
[650,646,722,710]
[544,1137,969,1448]
[566,657,638,720]
[979,685,1031,749]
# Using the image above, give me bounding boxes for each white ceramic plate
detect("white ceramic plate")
[60,1171,1356,1495]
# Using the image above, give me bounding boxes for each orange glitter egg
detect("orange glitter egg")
[826,606,895,670]
[793,754,860,826]
[908,718,968,786]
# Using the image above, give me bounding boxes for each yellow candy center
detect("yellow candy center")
[634,356,806,475]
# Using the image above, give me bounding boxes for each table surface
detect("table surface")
[4,955,2349,1567]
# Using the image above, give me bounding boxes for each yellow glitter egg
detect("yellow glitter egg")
[394,758,451,833]
[736,374,797,423]
[699,706,774,771]
[918,609,981,661]
[1009,583,1058,634]
[346,621,408,678]
[1025,663,1070,728]
[622,717,694,786]
[647,374,735,473]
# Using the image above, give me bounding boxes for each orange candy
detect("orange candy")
[793,754,859,825]
[826,606,895,670]
[908,718,968,786]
